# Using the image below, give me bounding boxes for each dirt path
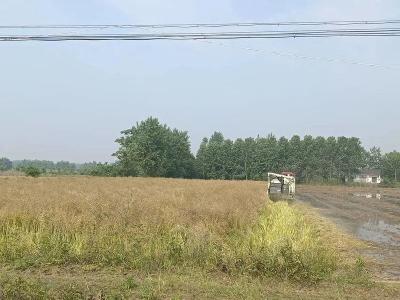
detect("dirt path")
[296,185,400,281]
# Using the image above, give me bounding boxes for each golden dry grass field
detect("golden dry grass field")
[0,176,399,299]
[0,177,265,234]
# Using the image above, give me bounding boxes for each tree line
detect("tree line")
[113,117,400,183]
[0,159,106,176]
[1,117,400,182]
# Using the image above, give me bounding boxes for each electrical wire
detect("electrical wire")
[199,40,400,70]
[2,27,400,41]
[1,20,400,42]
[2,19,400,29]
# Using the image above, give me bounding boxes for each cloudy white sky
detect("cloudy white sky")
[1,0,399,162]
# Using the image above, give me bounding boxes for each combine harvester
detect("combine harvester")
[267,172,296,202]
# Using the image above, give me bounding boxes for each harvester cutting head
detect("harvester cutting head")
[267,172,296,202]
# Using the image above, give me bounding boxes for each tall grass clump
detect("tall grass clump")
[0,204,337,282]
[220,202,337,281]
[0,216,220,270]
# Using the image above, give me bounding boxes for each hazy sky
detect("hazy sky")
[1,0,399,162]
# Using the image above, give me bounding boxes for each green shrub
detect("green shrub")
[23,166,42,178]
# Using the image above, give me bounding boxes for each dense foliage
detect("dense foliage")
[382,151,400,182]
[78,162,121,177]
[114,117,196,178]
[2,117,399,182]
[196,132,368,182]
[13,160,77,174]
[10,160,118,177]
[0,158,12,171]
[23,166,42,178]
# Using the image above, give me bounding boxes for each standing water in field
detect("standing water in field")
[296,185,400,281]
[358,219,400,246]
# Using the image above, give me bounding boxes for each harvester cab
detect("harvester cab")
[267,172,296,202]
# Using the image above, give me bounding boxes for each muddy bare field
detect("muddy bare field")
[297,185,400,281]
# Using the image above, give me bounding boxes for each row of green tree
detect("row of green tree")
[113,117,400,182]
[0,158,104,176]
[12,160,78,174]
[1,117,399,182]
[196,134,399,182]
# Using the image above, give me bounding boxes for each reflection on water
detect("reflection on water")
[353,193,381,199]
[357,219,400,246]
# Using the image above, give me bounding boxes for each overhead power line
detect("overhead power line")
[2,28,400,42]
[2,20,400,42]
[2,19,400,29]
[200,40,400,70]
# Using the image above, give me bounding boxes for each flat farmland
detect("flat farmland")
[297,185,400,281]
[0,177,399,299]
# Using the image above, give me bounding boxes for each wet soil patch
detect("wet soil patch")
[297,185,400,281]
